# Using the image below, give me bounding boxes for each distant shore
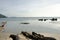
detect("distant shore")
[0,14,7,18]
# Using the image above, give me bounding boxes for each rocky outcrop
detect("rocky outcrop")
[9,34,20,40]
[21,31,56,40]
[0,32,59,40]
[38,19,48,21]
[50,18,57,21]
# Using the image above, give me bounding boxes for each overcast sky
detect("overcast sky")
[0,0,60,17]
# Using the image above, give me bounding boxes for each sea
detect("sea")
[0,17,60,34]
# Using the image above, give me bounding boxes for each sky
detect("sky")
[0,0,60,17]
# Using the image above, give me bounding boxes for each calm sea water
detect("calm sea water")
[0,17,60,34]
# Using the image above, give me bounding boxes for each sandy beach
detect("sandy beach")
[0,27,5,32]
[0,32,60,40]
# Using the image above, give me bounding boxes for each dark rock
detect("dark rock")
[44,19,48,21]
[38,19,48,21]
[21,31,34,39]
[38,19,43,21]
[32,32,44,40]
[50,18,57,21]
[21,31,56,40]
[20,22,29,24]
[32,32,37,35]
[42,37,56,40]
[9,34,19,40]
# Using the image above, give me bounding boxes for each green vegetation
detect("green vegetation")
[0,14,7,18]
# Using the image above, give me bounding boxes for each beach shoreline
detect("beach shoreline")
[0,32,60,40]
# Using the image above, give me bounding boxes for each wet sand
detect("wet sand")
[0,32,12,40]
[0,32,60,40]
[0,27,4,31]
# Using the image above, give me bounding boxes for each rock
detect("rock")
[42,37,56,40]
[44,19,48,21]
[21,31,56,40]
[9,34,20,40]
[0,32,57,40]
[38,19,43,21]
[20,22,29,24]
[38,19,48,21]
[50,18,57,21]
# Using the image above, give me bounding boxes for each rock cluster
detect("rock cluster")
[9,31,56,40]
[21,31,56,40]
[38,18,57,21]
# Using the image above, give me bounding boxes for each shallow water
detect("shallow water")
[0,17,60,34]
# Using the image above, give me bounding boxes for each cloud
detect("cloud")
[0,0,60,17]
[1,5,60,17]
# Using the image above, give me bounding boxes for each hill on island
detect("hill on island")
[0,14,7,18]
